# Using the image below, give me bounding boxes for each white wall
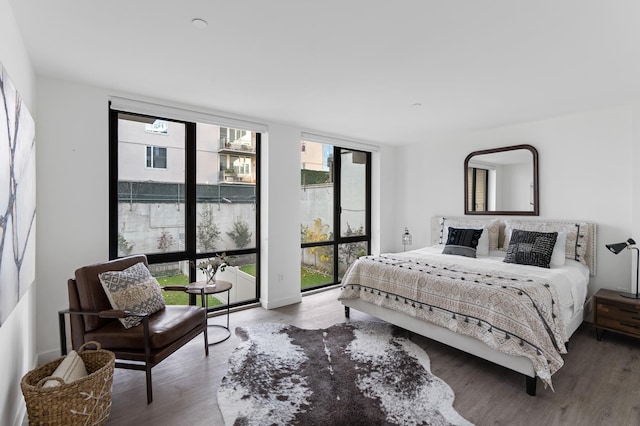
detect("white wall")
[631,102,640,296]
[374,146,397,254]
[397,106,634,296]
[36,79,111,362]
[499,163,531,211]
[260,124,303,308]
[0,1,37,424]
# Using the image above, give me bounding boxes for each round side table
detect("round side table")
[186,280,232,345]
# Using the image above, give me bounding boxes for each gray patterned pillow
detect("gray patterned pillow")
[98,262,166,329]
[442,227,484,258]
[503,220,588,265]
[504,229,558,268]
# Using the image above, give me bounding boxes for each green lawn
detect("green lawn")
[239,264,256,276]
[156,274,222,307]
[241,264,332,289]
[301,267,332,289]
[155,264,332,305]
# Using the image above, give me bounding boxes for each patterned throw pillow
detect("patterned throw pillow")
[440,218,499,252]
[98,262,166,329]
[503,220,588,265]
[442,227,484,258]
[504,229,558,268]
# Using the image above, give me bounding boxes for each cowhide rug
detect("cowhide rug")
[217,321,473,426]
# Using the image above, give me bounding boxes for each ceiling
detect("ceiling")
[9,0,640,146]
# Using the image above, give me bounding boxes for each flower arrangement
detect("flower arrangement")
[192,253,231,284]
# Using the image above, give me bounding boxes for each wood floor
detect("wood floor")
[106,287,640,426]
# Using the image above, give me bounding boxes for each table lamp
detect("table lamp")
[402,227,412,251]
[606,238,639,299]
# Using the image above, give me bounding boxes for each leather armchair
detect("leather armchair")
[59,255,208,404]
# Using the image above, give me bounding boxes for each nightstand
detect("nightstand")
[593,288,640,340]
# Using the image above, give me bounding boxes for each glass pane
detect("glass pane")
[340,150,367,237]
[117,114,185,256]
[222,253,257,305]
[338,242,367,280]
[301,246,334,289]
[301,141,334,243]
[149,261,189,305]
[196,124,257,253]
[153,147,167,169]
[193,253,257,305]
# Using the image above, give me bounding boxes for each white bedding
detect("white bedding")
[395,245,590,337]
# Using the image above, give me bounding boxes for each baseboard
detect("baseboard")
[260,294,302,310]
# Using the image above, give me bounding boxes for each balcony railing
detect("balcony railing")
[219,138,255,153]
[218,170,255,184]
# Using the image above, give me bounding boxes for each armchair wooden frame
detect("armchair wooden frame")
[59,255,209,404]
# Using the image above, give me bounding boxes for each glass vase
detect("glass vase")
[205,271,217,286]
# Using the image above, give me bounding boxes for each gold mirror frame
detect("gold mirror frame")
[464,144,539,216]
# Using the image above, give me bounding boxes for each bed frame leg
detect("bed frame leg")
[526,375,537,396]
[344,306,350,318]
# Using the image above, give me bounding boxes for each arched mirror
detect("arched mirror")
[464,144,538,216]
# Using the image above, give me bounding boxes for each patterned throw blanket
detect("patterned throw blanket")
[338,254,568,388]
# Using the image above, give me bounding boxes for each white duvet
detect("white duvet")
[396,245,590,328]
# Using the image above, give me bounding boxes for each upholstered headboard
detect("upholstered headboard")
[430,216,597,276]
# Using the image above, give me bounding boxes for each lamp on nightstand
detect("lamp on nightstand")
[402,227,412,252]
[606,238,639,299]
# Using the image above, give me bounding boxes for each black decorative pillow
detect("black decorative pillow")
[442,227,484,258]
[504,229,558,268]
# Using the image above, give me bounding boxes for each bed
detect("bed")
[338,217,596,395]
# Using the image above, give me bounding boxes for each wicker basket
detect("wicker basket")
[21,341,115,426]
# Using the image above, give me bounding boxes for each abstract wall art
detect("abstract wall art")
[0,62,36,327]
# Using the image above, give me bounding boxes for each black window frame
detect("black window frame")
[300,145,372,290]
[108,107,261,308]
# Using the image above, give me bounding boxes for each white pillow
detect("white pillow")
[43,350,88,388]
[443,225,489,256]
[550,231,567,266]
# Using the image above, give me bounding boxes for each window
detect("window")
[146,146,167,169]
[467,167,489,212]
[110,109,261,310]
[300,140,371,290]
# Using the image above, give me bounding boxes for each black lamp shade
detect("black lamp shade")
[606,237,640,299]
[606,238,636,254]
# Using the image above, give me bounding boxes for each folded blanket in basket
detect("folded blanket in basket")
[43,350,88,388]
